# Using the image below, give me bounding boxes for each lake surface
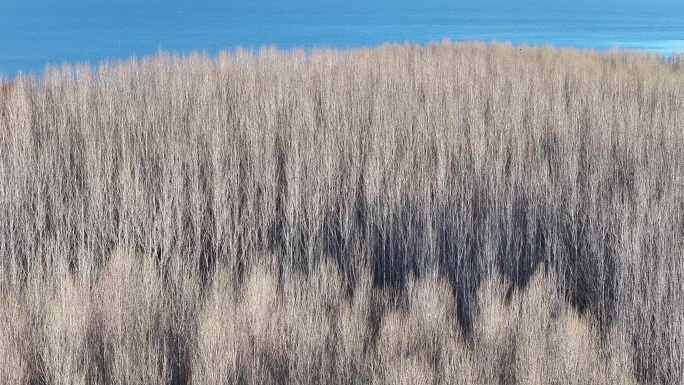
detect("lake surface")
[1,0,683,79]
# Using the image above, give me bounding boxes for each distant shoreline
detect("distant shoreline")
[2,40,682,82]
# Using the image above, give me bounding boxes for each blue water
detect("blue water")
[1,0,683,79]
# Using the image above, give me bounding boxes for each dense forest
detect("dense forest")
[1,42,683,384]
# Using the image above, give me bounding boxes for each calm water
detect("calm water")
[1,0,683,79]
